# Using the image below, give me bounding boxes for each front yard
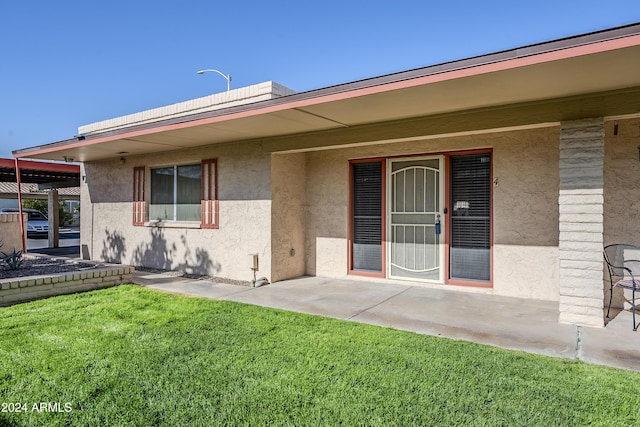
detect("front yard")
[0,285,639,426]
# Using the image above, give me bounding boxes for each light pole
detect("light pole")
[196,69,232,92]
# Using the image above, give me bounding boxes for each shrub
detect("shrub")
[1,249,24,271]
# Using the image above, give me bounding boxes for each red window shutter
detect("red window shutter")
[201,159,218,229]
[133,166,146,226]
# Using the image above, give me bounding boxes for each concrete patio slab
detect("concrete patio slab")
[352,286,578,359]
[224,276,409,319]
[132,272,639,371]
[579,310,640,371]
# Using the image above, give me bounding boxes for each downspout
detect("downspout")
[14,158,26,253]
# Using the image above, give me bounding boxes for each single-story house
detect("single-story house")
[14,23,640,328]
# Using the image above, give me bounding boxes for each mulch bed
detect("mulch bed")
[137,267,252,287]
[0,255,98,280]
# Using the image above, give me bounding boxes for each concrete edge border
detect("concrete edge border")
[0,260,134,306]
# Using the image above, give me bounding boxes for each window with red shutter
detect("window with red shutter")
[134,159,218,228]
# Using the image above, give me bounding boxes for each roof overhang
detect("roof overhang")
[14,23,640,162]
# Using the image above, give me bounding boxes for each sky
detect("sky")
[1,0,639,159]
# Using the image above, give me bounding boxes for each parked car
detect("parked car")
[0,208,49,237]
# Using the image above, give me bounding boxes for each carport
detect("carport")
[0,158,80,252]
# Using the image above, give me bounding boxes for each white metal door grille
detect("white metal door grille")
[389,159,442,281]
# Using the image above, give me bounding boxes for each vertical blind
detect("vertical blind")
[352,162,383,272]
[449,153,491,281]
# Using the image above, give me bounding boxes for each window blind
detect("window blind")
[352,162,383,272]
[449,154,491,281]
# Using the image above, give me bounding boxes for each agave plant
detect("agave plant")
[1,249,24,271]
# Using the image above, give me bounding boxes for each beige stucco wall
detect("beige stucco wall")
[271,153,306,282]
[491,128,560,300]
[81,141,272,282]
[81,125,561,298]
[305,151,350,277]
[604,117,640,245]
[0,213,25,253]
[603,118,640,309]
[304,126,560,301]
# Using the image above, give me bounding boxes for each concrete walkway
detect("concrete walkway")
[133,272,640,371]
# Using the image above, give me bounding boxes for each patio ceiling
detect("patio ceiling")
[14,24,640,163]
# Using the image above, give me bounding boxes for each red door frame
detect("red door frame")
[348,158,386,278]
[443,149,493,288]
[348,148,493,288]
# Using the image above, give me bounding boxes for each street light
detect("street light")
[196,69,232,92]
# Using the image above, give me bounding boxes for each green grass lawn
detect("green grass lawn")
[0,285,639,426]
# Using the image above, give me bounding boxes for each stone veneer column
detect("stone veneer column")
[558,118,605,328]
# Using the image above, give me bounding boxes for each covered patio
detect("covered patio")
[11,23,640,330]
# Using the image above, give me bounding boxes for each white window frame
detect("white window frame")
[149,163,201,223]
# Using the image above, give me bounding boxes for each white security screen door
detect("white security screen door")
[389,157,444,282]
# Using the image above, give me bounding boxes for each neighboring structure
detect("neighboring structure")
[0,182,80,217]
[0,159,80,248]
[13,24,640,328]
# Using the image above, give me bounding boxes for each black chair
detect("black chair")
[604,244,640,331]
